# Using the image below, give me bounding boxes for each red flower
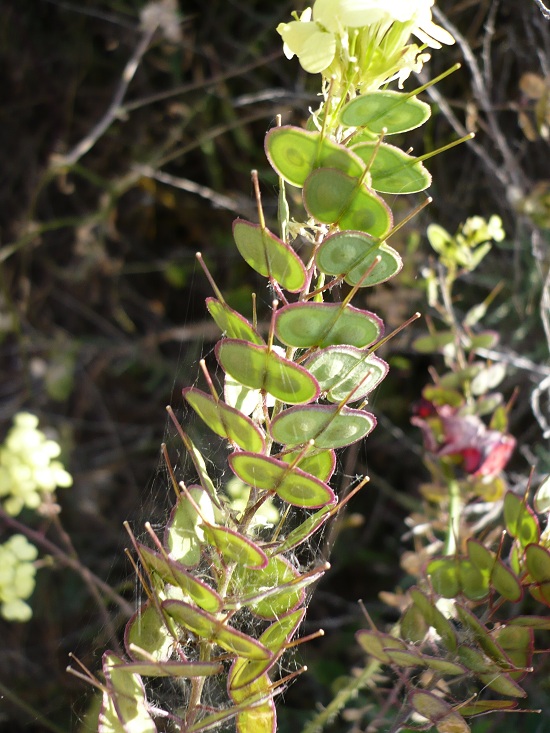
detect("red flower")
[412,404,515,478]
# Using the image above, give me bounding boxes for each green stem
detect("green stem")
[300,658,380,733]
[444,474,462,556]
[0,680,67,733]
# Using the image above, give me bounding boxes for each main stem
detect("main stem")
[444,473,462,555]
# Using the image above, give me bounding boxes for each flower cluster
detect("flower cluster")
[0,534,38,622]
[0,412,72,516]
[277,0,454,93]
[427,215,505,274]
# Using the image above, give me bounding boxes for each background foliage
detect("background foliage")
[1,0,550,731]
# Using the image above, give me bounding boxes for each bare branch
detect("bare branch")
[533,0,550,20]
[53,24,158,168]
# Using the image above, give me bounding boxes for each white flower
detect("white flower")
[277,0,454,88]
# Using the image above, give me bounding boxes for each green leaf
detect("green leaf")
[427,557,460,598]
[491,559,523,602]
[216,339,320,405]
[409,690,470,733]
[270,404,376,449]
[409,587,457,653]
[275,505,332,554]
[340,90,431,134]
[400,603,428,644]
[459,646,525,697]
[455,604,512,667]
[232,218,306,293]
[229,609,304,691]
[231,671,275,733]
[413,331,456,353]
[355,630,407,664]
[456,700,517,717]
[303,167,392,237]
[112,660,222,678]
[352,142,431,194]
[493,624,532,680]
[459,559,489,601]
[265,125,364,188]
[504,492,540,547]
[183,387,265,453]
[275,302,383,349]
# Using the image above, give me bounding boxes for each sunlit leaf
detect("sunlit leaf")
[165,486,214,567]
[230,555,304,619]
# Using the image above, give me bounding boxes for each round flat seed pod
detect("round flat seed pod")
[206,297,263,344]
[162,599,271,660]
[229,452,334,508]
[316,230,402,287]
[352,142,431,194]
[216,339,320,405]
[270,404,376,449]
[276,505,333,555]
[231,555,304,620]
[409,690,470,733]
[183,387,265,453]
[303,167,392,237]
[233,218,306,293]
[137,542,222,613]
[275,302,383,349]
[203,524,268,570]
[306,345,388,403]
[340,90,431,134]
[279,447,336,482]
[125,601,175,662]
[265,125,364,188]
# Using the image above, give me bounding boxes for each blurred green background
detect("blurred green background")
[1,1,550,731]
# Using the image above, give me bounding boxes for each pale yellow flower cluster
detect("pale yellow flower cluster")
[0,534,38,622]
[277,0,454,92]
[0,412,72,517]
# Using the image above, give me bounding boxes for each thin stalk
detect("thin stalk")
[444,473,462,556]
[300,658,380,733]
